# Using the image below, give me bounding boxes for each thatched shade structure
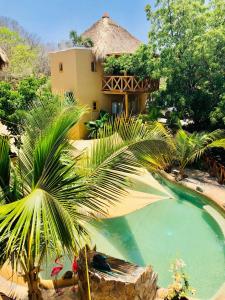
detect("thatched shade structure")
[82,13,141,60]
[0,47,8,70]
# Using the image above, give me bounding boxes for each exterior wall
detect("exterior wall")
[49,48,149,139]
[50,48,111,139]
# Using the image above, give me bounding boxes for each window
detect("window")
[91,61,96,72]
[65,91,74,102]
[59,62,63,72]
[112,101,123,115]
[93,101,97,111]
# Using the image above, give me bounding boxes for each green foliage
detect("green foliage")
[0,81,23,134]
[210,94,225,127]
[104,44,160,79]
[173,128,225,176]
[145,0,225,129]
[0,27,39,77]
[0,76,51,135]
[167,112,181,131]
[69,30,94,48]
[85,110,110,138]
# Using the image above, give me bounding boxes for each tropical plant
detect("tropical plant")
[69,30,94,48]
[85,110,110,138]
[0,97,173,299]
[173,129,225,178]
[160,259,196,300]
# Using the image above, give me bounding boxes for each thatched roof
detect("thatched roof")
[82,13,141,60]
[0,47,8,70]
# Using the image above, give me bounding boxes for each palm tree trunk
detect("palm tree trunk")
[26,268,43,300]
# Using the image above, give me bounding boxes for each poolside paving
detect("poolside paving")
[164,168,225,213]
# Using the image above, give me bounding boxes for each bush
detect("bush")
[0,76,50,135]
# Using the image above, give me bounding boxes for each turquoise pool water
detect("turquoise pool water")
[89,179,225,299]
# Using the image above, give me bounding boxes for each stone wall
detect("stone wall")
[78,248,158,300]
[87,266,158,300]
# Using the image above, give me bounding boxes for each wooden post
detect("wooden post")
[124,94,129,118]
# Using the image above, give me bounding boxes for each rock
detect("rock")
[196,186,203,192]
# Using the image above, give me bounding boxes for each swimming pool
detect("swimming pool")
[89,178,225,299]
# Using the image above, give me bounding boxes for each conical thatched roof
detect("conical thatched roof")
[0,47,8,70]
[82,13,141,60]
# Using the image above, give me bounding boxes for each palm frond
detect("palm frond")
[77,117,173,213]
[0,188,89,263]
[0,136,10,200]
[174,129,225,170]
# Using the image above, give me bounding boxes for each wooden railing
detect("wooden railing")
[102,76,159,93]
[205,156,225,185]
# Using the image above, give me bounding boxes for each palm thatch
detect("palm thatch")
[0,48,8,70]
[82,13,141,60]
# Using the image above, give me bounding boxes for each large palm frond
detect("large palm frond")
[77,116,174,213]
[0,136,10,202]
[0,104,88,265]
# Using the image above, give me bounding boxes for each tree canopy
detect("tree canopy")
[104,44,160,80]
[0,76,51,135]
[0,18,50,78]
[145,0,225,130]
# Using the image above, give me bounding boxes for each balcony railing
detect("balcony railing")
[102,76,159,93]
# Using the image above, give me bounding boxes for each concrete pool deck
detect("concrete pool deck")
[102,171,172,218]
[97,168,225,219]
[162,169,225,214]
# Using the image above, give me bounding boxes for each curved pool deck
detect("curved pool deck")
[103,169,225,219]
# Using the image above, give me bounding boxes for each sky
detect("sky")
[1,0,154,45]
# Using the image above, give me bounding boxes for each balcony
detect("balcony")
[102,76,159,94]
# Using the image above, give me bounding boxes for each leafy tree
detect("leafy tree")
[69,30,94,48]
[0,76,50,135]
[210,94,225,128]
[0,99,173,299]
[104,44,160,79]
[0,27,39,78]
[0,81,23,135]
[17,76,48,106]
[145,0,225,130]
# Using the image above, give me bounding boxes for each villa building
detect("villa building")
[49,13,159,139]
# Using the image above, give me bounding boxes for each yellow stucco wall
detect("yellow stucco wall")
[49,48,149,139]
[50,48,111,139]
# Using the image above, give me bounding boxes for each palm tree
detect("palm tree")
[0,100,172,299]
[69,30,94,48]
[174,129,225,178]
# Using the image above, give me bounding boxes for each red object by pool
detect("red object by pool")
[72,257,78,273]
[51,256,64,277]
